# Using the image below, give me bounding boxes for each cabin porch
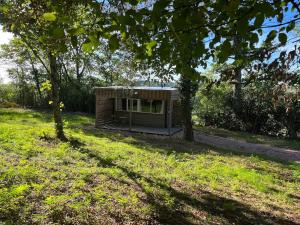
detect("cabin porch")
[101,123,182,136]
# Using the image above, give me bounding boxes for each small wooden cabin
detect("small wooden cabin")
[95,86,182,135]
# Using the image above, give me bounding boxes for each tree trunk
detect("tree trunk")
[29,57,43,103]
[49,53,66,141]
[32,66,43,102]
[179,75,198,141]
[233,33,242,116]
[287,107,297,139]
[233,66,242,115]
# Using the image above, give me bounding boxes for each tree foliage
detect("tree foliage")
[0,0,299,140]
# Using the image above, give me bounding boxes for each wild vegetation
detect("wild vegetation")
[1,0,299,141]
[0,108,299,224]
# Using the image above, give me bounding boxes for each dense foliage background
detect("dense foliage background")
[0,0,299,140]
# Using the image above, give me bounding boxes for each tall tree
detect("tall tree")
[100,0,296,140]
[0,0,99,140]
[0,38,47,105]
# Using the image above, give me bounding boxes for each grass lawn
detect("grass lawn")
[196,126,300,151]
[0,108,299,225]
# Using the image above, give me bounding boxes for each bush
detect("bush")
[194,82,292,137]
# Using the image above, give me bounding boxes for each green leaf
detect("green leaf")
[50,27,65,38]
[10,23,15,31]
[218,40,232,63]
[278,33,287,45]
[237,19,249,33]
[69,27,85,36]
[40,80,52,92]
[254,13,264,28]
[250,33,259,44]
[108,35,120,52]
[145,40,157,56]
[265,30,277,43]
[286,21,295,32]
[57,43,68,53]
[0,5,9,13]
[235,59,244,66]
[225,0,240,15]
[82,35,100,53]
[118,15,136,26]
[82,42,95,53]
[121,32,127,40]
[43,12,57,22]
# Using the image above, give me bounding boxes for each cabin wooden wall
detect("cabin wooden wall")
[172,101,183,127]
[95,97,114,127]
[165,100,183,128]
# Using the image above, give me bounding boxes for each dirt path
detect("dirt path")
[191,131,300,163]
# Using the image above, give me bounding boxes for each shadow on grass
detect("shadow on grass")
[69,135,298,225]
[80,127,295,167]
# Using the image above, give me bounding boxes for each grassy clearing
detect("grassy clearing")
[196,126,300,151]
[0,108,299,225]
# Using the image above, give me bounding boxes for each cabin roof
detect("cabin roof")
[95,86,180,100]
[97,86,177,91]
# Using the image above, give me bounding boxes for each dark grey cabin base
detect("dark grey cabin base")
[99,124,182,136]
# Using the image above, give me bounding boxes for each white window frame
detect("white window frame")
[115,98,128,112]
[115,98,164,114]
[140,99,165,114]
[127,99,140,112]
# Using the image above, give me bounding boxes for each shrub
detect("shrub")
[194,81,295,137]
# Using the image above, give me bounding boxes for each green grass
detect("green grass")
[0,108,299,225]
[196,126,300,151]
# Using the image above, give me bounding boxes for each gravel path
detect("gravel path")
[192,131,300,163]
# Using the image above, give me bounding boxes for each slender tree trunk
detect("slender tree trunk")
[233,33,242,116]
[287,107,297,139]
[233,66,242,115]
[49,53,66,141]
[28,57,43,103]
[32,66,43,102]
[179,75,198,141]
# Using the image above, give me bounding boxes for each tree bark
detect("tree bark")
[30,62,43,102]
[179,75,198,141]
[49,53,66,141]
[287,106,298,139]
[233,66,242,115]
[233,33,243,116]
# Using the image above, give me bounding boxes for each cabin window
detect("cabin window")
[140,99,164,114]
[152,100,164,114]
[116,98,127,111]
[116,98,164,114]
[141,99,151,113]
[127,99,140,112]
